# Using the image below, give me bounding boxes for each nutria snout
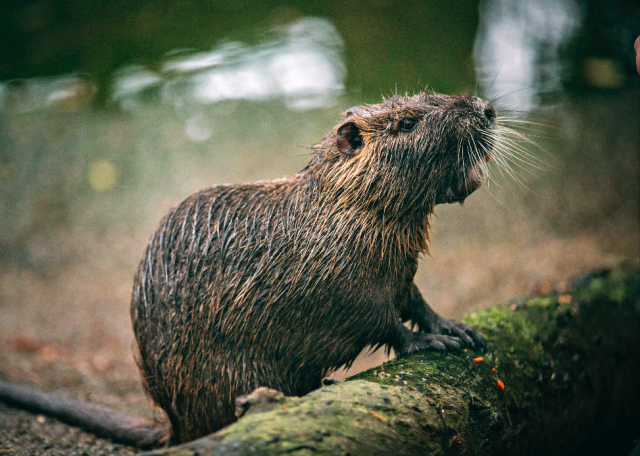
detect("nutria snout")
[131,90,493,443]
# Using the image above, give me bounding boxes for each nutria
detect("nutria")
[0,90,493,448]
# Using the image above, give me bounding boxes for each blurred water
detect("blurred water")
[117,17,345,113]
[474,0,582,110]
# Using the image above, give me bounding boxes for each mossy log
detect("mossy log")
[145,268,640,456]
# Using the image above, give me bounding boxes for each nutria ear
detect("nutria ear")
[336,121,363,155]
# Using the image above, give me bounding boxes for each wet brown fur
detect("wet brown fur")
[131,91,494,443]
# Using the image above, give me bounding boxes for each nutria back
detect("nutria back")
[131,91,494,443]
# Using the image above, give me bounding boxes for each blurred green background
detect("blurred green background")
[0,0,638,404]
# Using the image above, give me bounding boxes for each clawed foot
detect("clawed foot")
[398,333,466,356]
[235,387,286,419]
[393,315,487,357]
[432,317,487,352]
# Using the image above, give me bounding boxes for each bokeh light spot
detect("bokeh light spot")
[88,160,118,192]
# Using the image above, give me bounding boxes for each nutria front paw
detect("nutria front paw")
[433,317,487,352]
[398,333,464,356]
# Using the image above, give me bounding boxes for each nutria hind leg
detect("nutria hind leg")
[404,283,487,352]
[162,388,238,444]
[162,362,320,443]
[144,366,238,444]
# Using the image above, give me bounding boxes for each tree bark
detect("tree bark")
[145,268,640,456]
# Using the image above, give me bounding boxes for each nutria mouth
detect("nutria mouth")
[435,133,494,206]
[436,163,486,205]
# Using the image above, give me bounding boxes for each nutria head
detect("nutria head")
[305,92,495,220]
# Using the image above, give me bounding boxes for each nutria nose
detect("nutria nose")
[483,105,496,124]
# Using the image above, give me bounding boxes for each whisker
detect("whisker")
[470,137,490,179]
[495,127,554,163]
[490,84,540,104]
[478,142,507,184]
[486,136,547,167]
[490,138,546,169]
[494,146,543,175]
[497,118,554,129]
[479,137,525,185]
[488,149,523,183]
[483,126,548,155]
[484,63,504,99]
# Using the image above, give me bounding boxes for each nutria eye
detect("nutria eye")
[400,118,418,132]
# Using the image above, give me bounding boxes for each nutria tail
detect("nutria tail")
[0,380,170,448]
